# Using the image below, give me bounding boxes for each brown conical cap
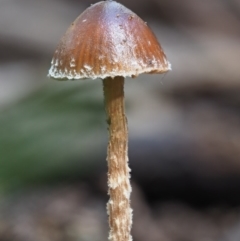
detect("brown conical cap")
[49,0,171,80]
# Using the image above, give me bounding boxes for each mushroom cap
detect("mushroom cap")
[48,0,171,80]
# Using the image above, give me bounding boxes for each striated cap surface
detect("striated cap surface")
[49,0,171,80]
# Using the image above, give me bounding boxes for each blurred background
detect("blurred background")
[1,0,240,240]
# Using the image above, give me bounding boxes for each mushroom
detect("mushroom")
[48,1,171,241]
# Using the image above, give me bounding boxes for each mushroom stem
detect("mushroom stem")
[103,76,132,241]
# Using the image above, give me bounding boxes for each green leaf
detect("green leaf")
[0,80,107,191]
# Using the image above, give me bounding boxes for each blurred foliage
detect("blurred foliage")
[0,80,107,191]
